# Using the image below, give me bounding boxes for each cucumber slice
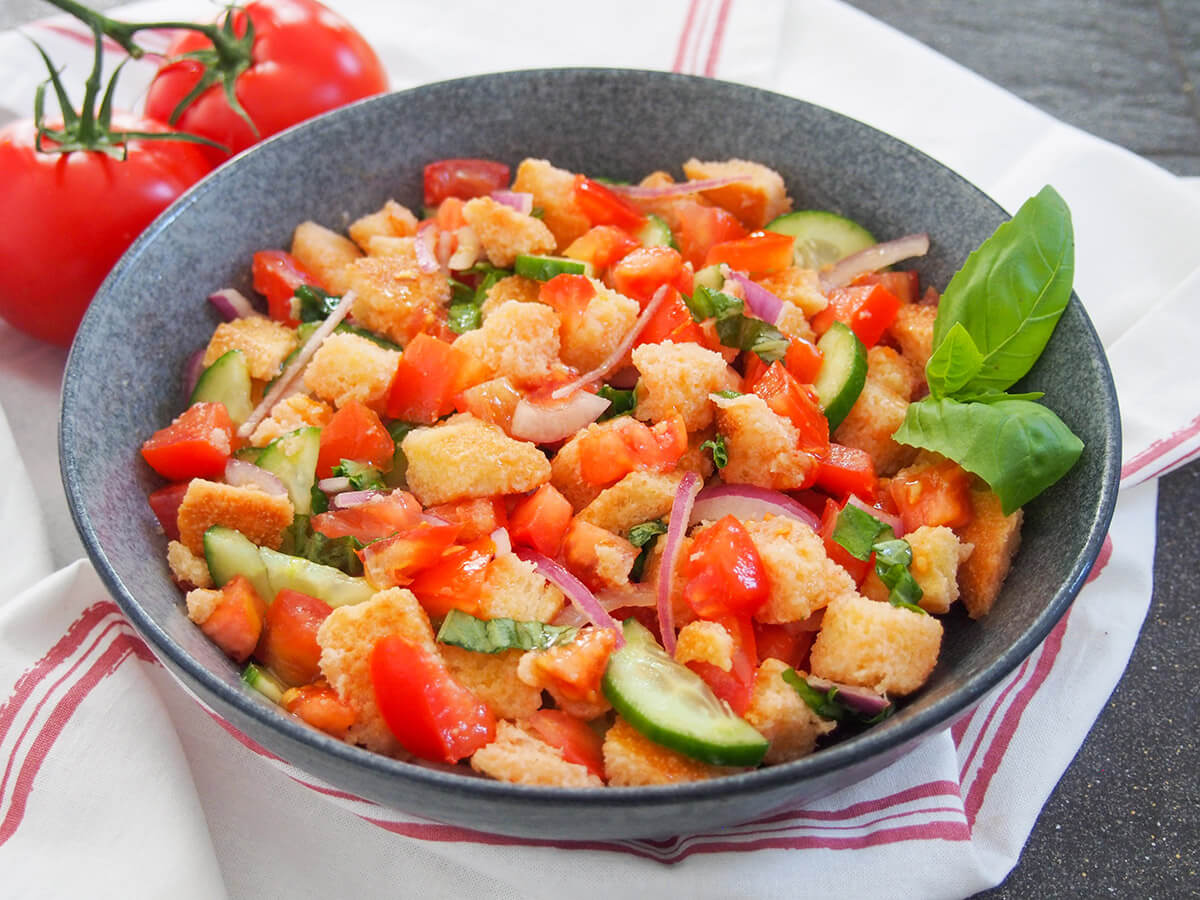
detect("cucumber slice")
[259,547,373,608]
[513,254,593,281]
[241,663,286,703]
[766,210,876,268]
[636,214,677,250]
[190,349,253,425]
[256,427,320,515]
[692,264,725,293]
[203,525,272,602]
[814,321,868,431]
[601,619,767,767]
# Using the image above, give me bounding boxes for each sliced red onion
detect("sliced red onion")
[658,471,702,656]
[845,493,904,536]
[819,232,930,293]
[208,288,257,321]
[724,268,785,326]
[490,190,534,215]
[489,526,512,557]
[421,511,451,526]
[183,348,206,400]
[236,289,356,440]
[689,483,819,530]
[448,225,481,271]
[509,392,611,444]
[612,176,749,200]
[514,547,624,645]
[807,676,892,718]
[549,284,672,400]
[551,584,655,627]
[330,489,385,510]
[224,458,288,496]
[317,476,353,495]
[414,222,440,274]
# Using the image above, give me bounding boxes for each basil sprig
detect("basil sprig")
[700,434,729,469]
[281,516,365,577]
[597,384,637,420]
[781,668,892,724]
[332,459,385,491]
[685,286,789,363]
[831,504,925,614]
[447,262,512,334]
[894,186,1084,514]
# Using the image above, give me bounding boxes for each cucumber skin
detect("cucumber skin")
[513,254,592,281]
[204,525,273,602]
[765,210,876,267]
[814,321,868,431]
[255,427,320,516]
[190,349,253,425]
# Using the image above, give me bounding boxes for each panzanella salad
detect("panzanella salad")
[141,157,1082,785]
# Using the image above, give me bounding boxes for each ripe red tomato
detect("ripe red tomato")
[423,159,511,207]
[0,117,213,346]
[683,515,770,620]
[144,0,388,166]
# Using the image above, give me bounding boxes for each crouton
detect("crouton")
[756,267,828,318]
[628,171,705,233]
[576,469,684,538]
[558,283,640,374]
[461,196,557,268]
[201,316,298,381]
[740,515,859,624]
[861,525,973,615]
[185,588,220,625]
[401,414,551,506]
[674,620,733,670]
[889,302,938,374]
[775,303,817,343]
[632,341,740,432]
[603,717,740,786]
[478,552,564,623]
[681,158,791,230]
[167,539,212,590]
[511,158,591,251]
[712,393,818,491]
[471,721,603,787]
[744,659,837,764]
[440,646,543,720]
[290,221,362,295]
[348,199,419,251]
[834,346,917,476]
[809,593,943,696]
[677,426,717,480]
[956,486,1023,619]
[343,245,452,346]
[517,627,615,720]
[549,419,628,511]
[479,274,542,317]
[563,519,638,592]
[176,479,293,556]
[452,300,561,388]
[317,587,435,755]
[302,332,400,413]
[641,535,696,630]
[249,393,334,448]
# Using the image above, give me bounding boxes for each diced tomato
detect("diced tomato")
[683,516,770,620]
[408,536,494,618]
[814,443,878,501]
[423,158,511,207]
[752,362,830,456]
[563,518,639,592]
[281,681,356,739]
[785,336,824,385]
[434,196,466,231]
[573,176,646,231]
[508,484,573,558]
[563,225,640,271]
[141,402,235,481]
[576,415,687,486]
[371,634,495,763]
[316,400,394,479]
[387,333,490,423]
[425,497,506,542]
[634,287,703,348]
[527,709,606,779]
[686,615,757,715]
[889,457,973,532]
[753,621,815,671]
[703,231,795,275]
[676,201,748,270]
[811,283,903,347]
[540,272,597,348]
[311,491,422,542]
[818,497,871,584]
[455,376,522,430]
[252,249,322,327]
[358,521,463,588]
[197,575,267,663]
[853,270,920,306]
[258,589,332,686]
[523,627,617,704]
[608,247,689,307]
[148,481,190,543]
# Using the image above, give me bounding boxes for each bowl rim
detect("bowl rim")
[59,66,1122,811]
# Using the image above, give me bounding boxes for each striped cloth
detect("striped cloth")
[1,1,1197,897]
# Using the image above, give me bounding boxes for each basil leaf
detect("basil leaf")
[294,285,341,322]
[926,321,984,399]
[281,516,364,577]
[932,186,1074,394]
[715,315,789,363]
[449,277,476,306]
[309,483,329,515]
[332,459,385,491]
[872,539,926,614]
[686,286,743,322]
[953,389,1046,404]
[597,385,637,420]
[894,396,1084,515]
[336,323,401,350]
[436,609,577,653]
[627,519,668,582]
[831,503,891,561]
[700,434,728,468]
[781,668,851,721]
[715,389,742,399]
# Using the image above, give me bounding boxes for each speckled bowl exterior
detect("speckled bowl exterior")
[60,69,1119,840]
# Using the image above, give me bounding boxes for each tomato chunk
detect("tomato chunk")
[408,537,494,619]
[198,575,267,663]
[424,497,507,542]
[634,287,705,348]
[753,621,815,671]
[573,176,646,231]
[676,202,748,269]
[527,709,606,779]
[281,682,356,739]
[311,491,422,542]
[259,589,333,686]
[316,400,394,479]
[814,443,878,501]
[508,484,573,558]
[752,362,830,456]
[141,402,235,481]
[785,336,824,385]
[889,456,973,532]
[563,225,640,271]
[818,498,871,584]
[252,249,322,327]
[576,415,687,486]
[386,333,490,423]
[703,231,795,274]
[148,481,190,542]
[811,282,903,347]
[608,247,689,308]
[358,521,463,587]
[423,158,511,207]
[686,615,757,715]
[683,516,770,620]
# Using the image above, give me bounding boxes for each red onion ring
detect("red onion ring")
[414,222,441,274]
[514,547,624,645]
[846,493,904,536]
[330,489,385,510]
[490,190,534,215]
[807,675,891,717]
[224,458,288,496]
[551,584,655,628]
[689,483,820,531]
[657,471,702,656]
[509,392,611,444]
[207,288,257,320]
[723,268,786,326]
[316,476,352,494]
[182,348,206,400]
[489,526,512,557]
[819,233,930,292]
[612,176,749,200]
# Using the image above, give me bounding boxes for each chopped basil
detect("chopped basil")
[280,515,364,577]
[436,609,577,654]
[781,668,892,725]
[530,206,546,219]
[332,459,385,491]
[830,503,891,561]
[686,285,743,323]
[445,262,512,334]
[628,519,668,582]
[448,302,483,334]
[715,389,743,399]
[597,384,637,420]
[830,505,926,614]
[700,434,728,469]
[715,315,789,363]
[294,284,341,322]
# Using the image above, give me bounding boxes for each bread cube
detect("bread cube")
[290,221,362,295]
[563,519,638,591]
[461,196,557,268]
[558,283,640,374]
[677,426,717,481]
[956,486,1023,618]
[740,514,859,623]
[681,158,791,229]
[401,414,551,506]
[348,199,419,251]
[202,316,298,381]
[809,593,943,696]
[861,525,973,614]
[175,479,293,556]
[452,299,561,388]
[471,720,602,787]
[712,392,818,491]
[549,419,631,511]
[602,717,741,786]
[674,620,733,670]
[477,552,564,624]
[632,340,740,432]
[641,534,696,631]
[577,469,684,538]
[302,332,400,413]
[744,659,837,764]
[343,244,452,346]
[756,267,828,318]
[511,158,592,251]
[517,627,615,720]
[834,346,918,476]
[889,302,938,375]
[249,393,334,448]
[480,274,542,316]
[167,539,212,590]
[440,645,543,720]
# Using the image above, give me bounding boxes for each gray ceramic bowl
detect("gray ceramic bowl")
[60,69,1119,840]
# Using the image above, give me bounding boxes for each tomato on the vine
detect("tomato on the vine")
[144,0,388,165]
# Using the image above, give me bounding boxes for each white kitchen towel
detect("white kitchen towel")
[1,1,1197,898]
